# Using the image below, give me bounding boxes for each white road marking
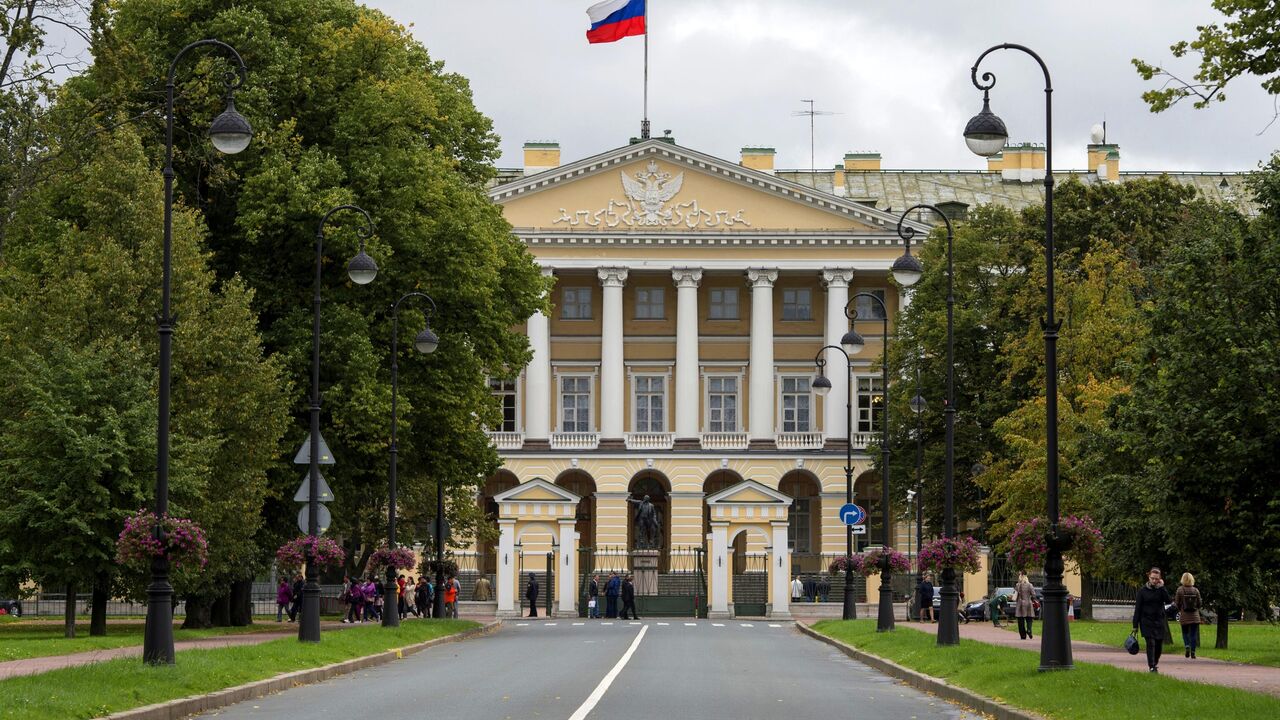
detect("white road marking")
[712,623,725,627]
[629,622,641,625]
[657,622,670,626]
[516,623,528,626]
[546,623,557,626]
[573,622,585,626]
[568,625,649,720]
[684,622,697,626]
[601,622,613,626]
[769,623,782,628]
[739,623,754,627]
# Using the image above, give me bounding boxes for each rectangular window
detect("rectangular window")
[854,289,887,320]
[707,376,739,432]
[857,376,885,434]
[561,286,592,320]
[782,288,813,321]
[789,497,811,553]
[560,376,592,432]
[634,287,665,319]
[708,288,739,320]
[634,376,666,432]
[780,376,812,433]
[488,378,518,432]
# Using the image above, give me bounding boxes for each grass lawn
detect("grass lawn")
[813,620,1280,720]
[0,619,477,719]
[0,621,295,662]
[998,620,1280,668]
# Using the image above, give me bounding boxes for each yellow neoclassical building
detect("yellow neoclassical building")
[465,135,1245,619]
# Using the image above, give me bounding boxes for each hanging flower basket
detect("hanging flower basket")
[276,536,346,574]
[917,535,982,575]
[857,548,911,577]
[1008,515,1103,572]
[116,509,208,571]
[828,555,861,575]
[369,545,417,572]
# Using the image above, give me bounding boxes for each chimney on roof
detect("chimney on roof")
[996,143,1046,183]
[1087,124,1119,181]
[832,164,847,197]
[740,147,776,174]
[844,152,881,171]
[523,142,560,174]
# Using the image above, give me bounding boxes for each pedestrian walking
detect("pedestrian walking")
[791,576,803,602]
[446,575,460,618]
[587,575,600,618]
[605,572,620,618]
[526,573,540,618]
[1174,572,1203,659]
[1014,573,1036,640]
[397,574,409,619]
[620,575,638,620]
[817,575,830,602]
[414,577,429,618]
[276,578,292,622]
[473,575,492,602]
[288,574,304,622]
[1133,566,1172,672]
[919,574,935,622]
[364,577,378,621]
[989,590,1008,627]
[344,576,363,623]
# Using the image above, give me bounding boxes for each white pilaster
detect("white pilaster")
[709,524,730,617]
[899,285,912,315]
[672,268,703,439]
[557,520,578,616]
[496,519,517,616]
[746,268,778,443]
[598,267,629,439]
[769,521,792,619]
[525,268,554,441]
[822,268,854,442]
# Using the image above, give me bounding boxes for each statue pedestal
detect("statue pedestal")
[632,550,660,596]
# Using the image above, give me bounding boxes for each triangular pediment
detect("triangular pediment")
[705,479,793,506]
[494,477,581,504]
[490,140,930,235]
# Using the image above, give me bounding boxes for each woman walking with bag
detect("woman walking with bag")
[1175,572,1203,658]
[1133,567,1172,672]
[1014,573,1036,640]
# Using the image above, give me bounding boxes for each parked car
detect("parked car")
[962,597,990,622]
[0,598,22,617]
[992,586,1043,620]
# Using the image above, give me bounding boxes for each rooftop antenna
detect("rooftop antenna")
[792,100,839,178]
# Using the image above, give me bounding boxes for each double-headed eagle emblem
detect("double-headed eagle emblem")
[620,160,684,225]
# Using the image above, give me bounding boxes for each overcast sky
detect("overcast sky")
[369,0,1275,173]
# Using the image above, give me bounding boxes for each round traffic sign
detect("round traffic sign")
[838,503,867,526]
[297,504,332,535]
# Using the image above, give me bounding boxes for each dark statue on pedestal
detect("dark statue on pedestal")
[628,495,662,550]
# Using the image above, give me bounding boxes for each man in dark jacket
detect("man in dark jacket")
[620,575,638,620]
[605,573,621,618]
[588,575,600,619]
[526,573,540,618]
[918,574,935,622]
[1133,567,1172,672]
[288,574,304,622]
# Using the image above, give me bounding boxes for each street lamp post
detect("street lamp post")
[909,367,926,621]
[433,485,446,619]
[301,205,379,643]
[894,204,958,645]
[812,344,856,621]
[146,39,252,666]
[384,292,440,628]
[964,43,1072,670]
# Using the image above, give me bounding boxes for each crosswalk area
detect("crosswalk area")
[508,620,788,629]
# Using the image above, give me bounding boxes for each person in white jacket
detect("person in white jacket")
[791,576,804,601]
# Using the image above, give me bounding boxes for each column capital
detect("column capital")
[821,268,855,288]
[597,266,629,287]
[672,267,703,288]
[745,267,778,288]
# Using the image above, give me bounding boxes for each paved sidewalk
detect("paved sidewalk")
[894,619,1280,697]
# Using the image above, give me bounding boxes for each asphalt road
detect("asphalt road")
[198,620,982,720]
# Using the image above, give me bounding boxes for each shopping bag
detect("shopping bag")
[1124,629,1140,655]
[588,599,596,609]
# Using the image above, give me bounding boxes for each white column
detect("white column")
[557,520,578,616]
[525,267,554,441]
[672,268,703,440]
[746,268,778,443]
[822,269,854,442]
[770,521,792,618]
[496,519,517,616]
[598,267,629,439]
[709,523,730,618]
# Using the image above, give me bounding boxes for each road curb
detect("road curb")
[795,623,1046,720]
[101,621,501,720]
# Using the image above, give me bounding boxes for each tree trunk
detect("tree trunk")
[63,582,76,638]
[182,596,213,629]
[1080,571,1093,621]
[1215,610,1229,649]
[211,592,231,627]
[229,579,253,626]
[89,571,109,636]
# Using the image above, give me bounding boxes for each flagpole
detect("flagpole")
[642,0,650,139]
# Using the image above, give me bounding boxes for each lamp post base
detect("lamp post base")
[876,568,895,632]
[143,563,175,665]
[842,579,858,621]
[1039,547,1073,670]
[299,581,321,643]
[937,567,960,645]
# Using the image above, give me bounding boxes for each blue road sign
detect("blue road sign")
[839,503,867,526]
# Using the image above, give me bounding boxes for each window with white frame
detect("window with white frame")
[634,287,665,319]
[633,376,666,432]
[780,376,813,433]
[561,286,592,320]
[708,287,739,320]
[856,376,885,433]
[854,289,887,320]
[706,376,739,432]
[781,288,813,321]
[789,497,811,553]
[559,376,592,432]
[488,378,518,432]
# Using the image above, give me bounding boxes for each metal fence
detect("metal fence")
[1090,579,1138,604]
[18,584,348,618]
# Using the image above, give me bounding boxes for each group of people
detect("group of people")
[580,573,639,619]
[275,575,305,622]
[789,575,832,603]
[1133,567,1202,673]
[274,572,494,624]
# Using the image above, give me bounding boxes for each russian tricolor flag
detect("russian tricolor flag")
[586,0,646,44]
